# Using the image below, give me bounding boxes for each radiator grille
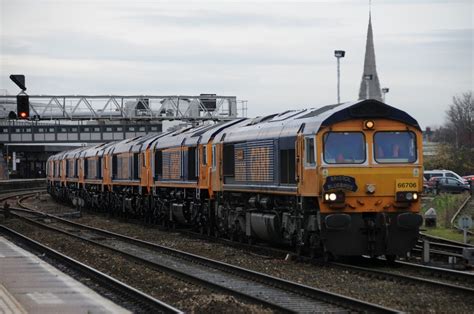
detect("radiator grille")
[235,140,274,182]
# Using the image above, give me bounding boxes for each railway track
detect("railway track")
[411,235,473,262]
[0,188,47,201]
[180,225,474,295]
[332,259,474,295]
[196,231,474,294]
[410,194,474,264]
[9,191,474,312]
[5,200,397,313]
[0,225,182,314]
[393,259,474,286]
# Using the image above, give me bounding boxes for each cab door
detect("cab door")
[198,144,209,189]
[298,134,318,196]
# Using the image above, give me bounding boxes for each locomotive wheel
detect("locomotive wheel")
[385,254,397,263]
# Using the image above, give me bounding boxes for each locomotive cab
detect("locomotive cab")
[315,113,423,257]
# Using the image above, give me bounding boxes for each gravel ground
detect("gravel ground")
[0,215,269,313]
[14,194,474,312]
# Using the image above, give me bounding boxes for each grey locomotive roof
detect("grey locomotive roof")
[48,99,419,159]
[129,133,158,153]
[64,146,88,159]
[152,124,210,149]
[197,118,248,144]
[81,142,111,158]
[96,141,118,157]
[109,136,143,154]
[131,133,171,153]
[217,99,420,144]
[49,150,68,161]
[152,122,216,149]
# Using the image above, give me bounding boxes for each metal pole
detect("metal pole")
[6,144,9,180]
[12,152,16,172]
[337,57,341,104]
[464,228,468,244]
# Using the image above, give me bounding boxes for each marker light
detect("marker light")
[20,112,27,118]
[364,120,375,129]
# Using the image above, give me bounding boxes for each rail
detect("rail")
[0,225,183,314]
[7,202,398,313]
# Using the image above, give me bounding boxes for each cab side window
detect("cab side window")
[202,147,207,165]
[305,137,315,166]
[212,145,216,169]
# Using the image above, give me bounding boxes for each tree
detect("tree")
[445,92,473,148]
[425,92,474,175]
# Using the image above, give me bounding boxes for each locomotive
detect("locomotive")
[47,99,423,259]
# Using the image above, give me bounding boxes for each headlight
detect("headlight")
[396,191,419,202]
[323,191,345,203]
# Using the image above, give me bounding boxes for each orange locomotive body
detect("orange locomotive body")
[47,100,423,258]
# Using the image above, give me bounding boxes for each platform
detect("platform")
[0,178,46,190]
[0,236,130,313]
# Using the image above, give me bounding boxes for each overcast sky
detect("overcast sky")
[0,0,472,128]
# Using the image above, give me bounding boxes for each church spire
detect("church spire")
[358,5,382,101]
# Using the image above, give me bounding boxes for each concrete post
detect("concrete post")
[423,240,430,264]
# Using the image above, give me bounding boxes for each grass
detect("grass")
[422,227,468,243]
[421,192,471,243]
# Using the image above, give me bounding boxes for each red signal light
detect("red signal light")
[17,94,30,119]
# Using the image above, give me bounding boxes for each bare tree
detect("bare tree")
[446,92,473,148]
[426,92,474,175]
